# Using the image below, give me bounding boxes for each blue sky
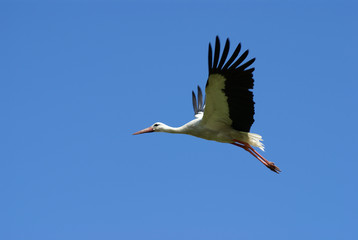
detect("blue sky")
[1,1,358,239]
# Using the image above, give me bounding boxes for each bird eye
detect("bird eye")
[153,123,159,127]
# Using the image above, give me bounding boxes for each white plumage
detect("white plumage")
[133,36,280,173]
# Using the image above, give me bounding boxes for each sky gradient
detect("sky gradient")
[1,1,358,239]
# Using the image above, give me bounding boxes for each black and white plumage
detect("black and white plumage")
[134,36,280,173]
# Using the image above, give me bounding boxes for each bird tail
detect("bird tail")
[248,133,265,151]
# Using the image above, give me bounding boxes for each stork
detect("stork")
[133,36,281,173]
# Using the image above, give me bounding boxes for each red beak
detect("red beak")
[132,126,154,135]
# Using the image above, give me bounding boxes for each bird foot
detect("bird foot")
[267,162,281,174]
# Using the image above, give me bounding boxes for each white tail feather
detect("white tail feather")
[248,133,265,151]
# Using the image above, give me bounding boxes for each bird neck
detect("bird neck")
[161,124,187,134]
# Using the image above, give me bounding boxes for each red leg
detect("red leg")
[232,139,281,173]
[231,142,268,166]
[234,139,271,164]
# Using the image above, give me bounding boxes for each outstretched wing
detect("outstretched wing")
[192,86,205,118]
[202,36,256,132]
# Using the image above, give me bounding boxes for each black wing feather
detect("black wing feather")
[208,44,213,71]
[222,43,241,70]
[217,39,230,70]
[229,50,249,70]
[192,87,205,115]
[197,86,204,112]
[237,58,256,72]
[213,36,221,69]
[192,91,198,114]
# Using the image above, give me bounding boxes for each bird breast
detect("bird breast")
[183,120,234,143]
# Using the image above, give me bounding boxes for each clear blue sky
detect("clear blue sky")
[1,1,358,239]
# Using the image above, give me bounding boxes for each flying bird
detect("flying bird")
[133,36,281,173]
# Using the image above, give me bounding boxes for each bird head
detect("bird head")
[133,122,165,135]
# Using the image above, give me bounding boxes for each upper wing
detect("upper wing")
[192,86,205,119]
[201,36,256,132]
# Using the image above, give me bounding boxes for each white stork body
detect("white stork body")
[134,37,280,173]
[154,117,263,148]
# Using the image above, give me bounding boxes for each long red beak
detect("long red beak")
[132,126,154,135]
